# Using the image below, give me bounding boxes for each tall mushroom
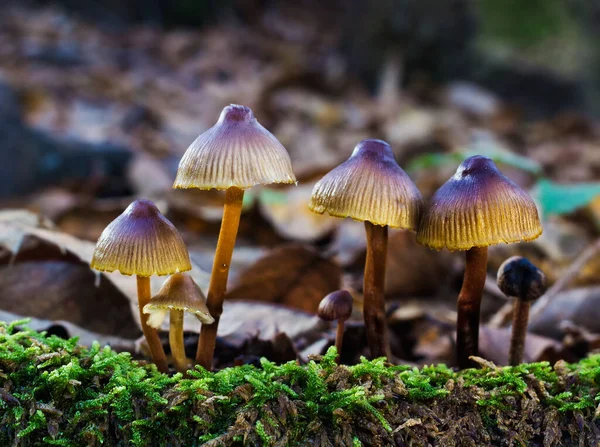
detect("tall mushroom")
[143,273,214,373]
[496,256,546,366]
[417,155,542,368]
[309,139,422,359]
[174,104,296,370]
[91,199,191,373]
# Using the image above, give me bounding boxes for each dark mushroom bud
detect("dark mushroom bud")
[91,199,191,373]
[417,155,542,369]
[310,139,422,359]
[144,273,214,373]
[497,256,546,366]
[318,290,354,362]
[174,104,296,370]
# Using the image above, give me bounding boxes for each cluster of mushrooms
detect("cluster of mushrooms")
[90,104,545,373]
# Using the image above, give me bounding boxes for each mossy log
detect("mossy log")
[0,321,599,446]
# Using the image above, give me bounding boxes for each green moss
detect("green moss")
[1,321,599,446]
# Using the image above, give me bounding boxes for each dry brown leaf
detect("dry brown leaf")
[225,244,341,313]
[529,286,600,339]
[385,229,454,297]
[0,261,138,338]
[0,209,210,333]
[479,326,561,366]
[258,183,338,241]
[217,300,324,346]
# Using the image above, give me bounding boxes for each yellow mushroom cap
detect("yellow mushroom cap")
[416,155,542,251]
[91,199,191,276]
[173,104,296,190]
[143,273,214,328]
[308,139,422,229]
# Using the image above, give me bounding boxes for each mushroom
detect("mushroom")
[417,156,542,368]
[143,273,214,373]
[173,104,296,370]
[497,256,546,366]
[309,139,422,359]
[317,290,353,363]
[91,199,191,373]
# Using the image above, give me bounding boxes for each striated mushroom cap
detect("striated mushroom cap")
[91,199,191,277]
[497,256,546,302]
[417,156,542,251]
[143,273,214,328]
[308,139,422,229]
[317,290,353,322]
[173,104,296,190]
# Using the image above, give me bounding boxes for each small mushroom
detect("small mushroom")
[417,155,542,368]
[91,199,191,373]
[318,290,353,363]
[143,273,214,373]
[497,256,546,366]
[309,139,422,359]
[173,104,296,370]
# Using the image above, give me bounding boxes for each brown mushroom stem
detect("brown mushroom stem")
[136,276,169,373]
[509,299,530,366]
[456,246,488,369]
[169,309,187,373]
[335,320,345,363]
[363,221,391,359]
[196,186,245,369]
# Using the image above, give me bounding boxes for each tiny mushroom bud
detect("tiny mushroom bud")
[497,256,546,366]
[310,139,422,359]
[91,199,191,373]
[143,273,214,373]
[174,104,296,370]
[318,290,353,362]
[417,155,542,369]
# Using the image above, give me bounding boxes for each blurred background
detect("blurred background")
[0,0,599,368]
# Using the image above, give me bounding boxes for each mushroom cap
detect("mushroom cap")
[173,104,296,190]
[317,290,353,322]
[143,273,214,328]
[308,139,422,229]
[416,155,542,251]
[497,256,546,302]
[91,199,191,277]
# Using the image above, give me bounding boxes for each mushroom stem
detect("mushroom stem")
[363,221,391,359]
[335,320,345,363]
[456,246,488,369]
[136,276,168,373]
[196,186,245,370]
[509,299,530,366]
[169,309,187,373]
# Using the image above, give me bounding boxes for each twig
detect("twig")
[529,238,600,323]
[488,302,513,329]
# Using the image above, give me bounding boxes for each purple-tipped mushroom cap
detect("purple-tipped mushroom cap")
[173,104,296,190]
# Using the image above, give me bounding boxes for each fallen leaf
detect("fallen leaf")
[328,219,367,267]
[216,300,325,347]
[0,209,211,333]
[529,286,600,339]
[535,179,600,216]
[258,183,338,241]
[225,244,341,313]
[385,229,454,297]
[478,326,561,366]
[0,261,138,338]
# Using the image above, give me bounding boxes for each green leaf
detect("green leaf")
[406,145,541,175]
[535,179,600,216]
